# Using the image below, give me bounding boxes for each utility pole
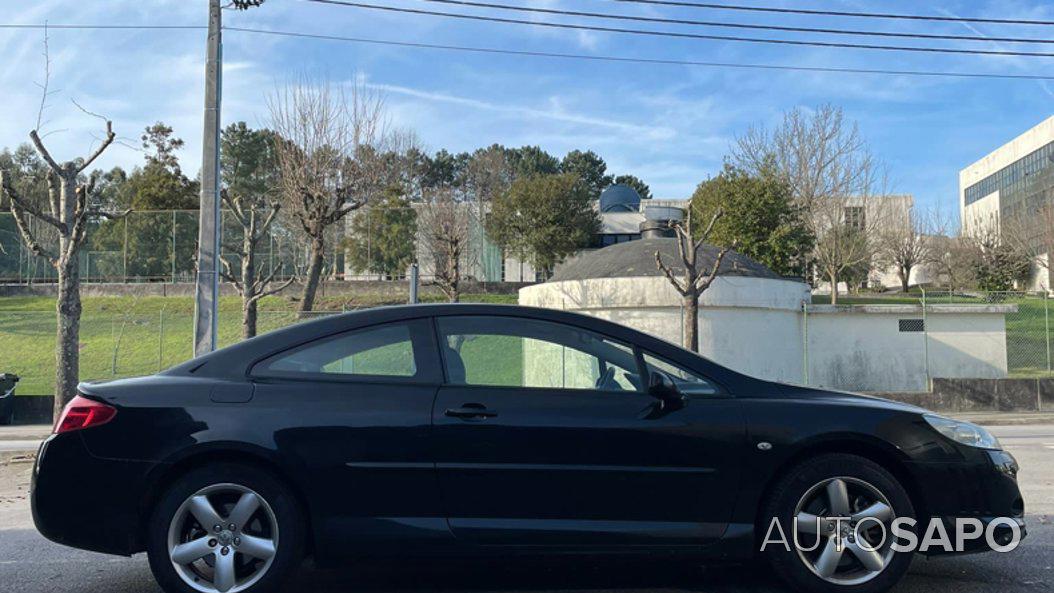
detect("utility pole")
[193,0,222,357]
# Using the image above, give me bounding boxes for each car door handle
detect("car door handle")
[445,404,498,420]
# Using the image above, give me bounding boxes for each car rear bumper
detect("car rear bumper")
[31,432,157,556]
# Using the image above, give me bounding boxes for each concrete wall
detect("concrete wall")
[521,277,1014,392]
[806,305,1010,392]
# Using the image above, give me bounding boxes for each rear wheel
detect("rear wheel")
[146,463,305,593]
[762,454,916,593]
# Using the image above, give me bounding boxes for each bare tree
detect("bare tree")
[734,104,885,303]
[876,206,936,292]
[655,209,735,352]
[0,72,122,416]
[419,187,475,302]
[269,76,388,313]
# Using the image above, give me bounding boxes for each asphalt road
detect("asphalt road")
[0,425,1051,593]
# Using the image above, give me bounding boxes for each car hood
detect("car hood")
[775,383,928,414]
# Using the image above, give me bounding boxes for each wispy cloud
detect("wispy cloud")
[363,79,676,141]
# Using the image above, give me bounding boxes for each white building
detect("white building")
[960,115,1054,291]
[520,239,1013,392]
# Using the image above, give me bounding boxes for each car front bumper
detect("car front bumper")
[905,449,1026,556]
[31,432,157,556]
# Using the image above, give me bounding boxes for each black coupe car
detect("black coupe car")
[32,304,1024,593]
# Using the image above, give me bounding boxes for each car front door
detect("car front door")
[431,314,745,547]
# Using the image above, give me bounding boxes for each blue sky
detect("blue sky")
[2,0,1053,222]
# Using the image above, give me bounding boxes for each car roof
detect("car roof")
[165,303,757,390]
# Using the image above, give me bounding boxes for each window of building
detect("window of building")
[844,206,866,231]
[964,140,1054,206]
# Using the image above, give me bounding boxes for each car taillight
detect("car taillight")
[53,395,117,434]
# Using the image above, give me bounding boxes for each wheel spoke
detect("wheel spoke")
[213,550,236,593]
[228,491,261,529]
[188,495,223,531]
[814,537,844,578]
[825,479,850,516]
[852,501,893,524]
[238,534,276,561]
[795,512,823,535]
[847,541,886,572]
[170,537,213,564]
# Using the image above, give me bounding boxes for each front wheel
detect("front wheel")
[762,454,916,593]
[146,463,305,593]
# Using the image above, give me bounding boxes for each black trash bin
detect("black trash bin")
[0,373,19,425]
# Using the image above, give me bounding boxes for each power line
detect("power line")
[302,0,1054,58]
[225,26,1054,80]
[0,24,205,29]
[605,0,1054,27]
[410,0,1054,45]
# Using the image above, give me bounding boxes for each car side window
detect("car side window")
[256,320,430,379]
[436,316,642,392]
[642,352,720,396]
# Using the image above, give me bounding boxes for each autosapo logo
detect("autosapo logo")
[760,516,1022,554]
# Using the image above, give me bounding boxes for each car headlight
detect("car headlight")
[923,414,1002,450]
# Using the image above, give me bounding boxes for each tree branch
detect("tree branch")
[694,244,735,293]
[655,251,688,296]
[0,171,67,232]
[77,120,115,173]
[8,201,57,264]
[28,129,61,173]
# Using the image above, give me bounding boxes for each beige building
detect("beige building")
[960,115,1054,291]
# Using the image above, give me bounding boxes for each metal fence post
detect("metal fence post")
[921,288,931,392]
[158,308,165,372]
[409,263,419,304]
[802,300,809,386]
[1046,293,1051,375]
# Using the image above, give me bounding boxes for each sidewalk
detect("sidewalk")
[954,411,1054,426]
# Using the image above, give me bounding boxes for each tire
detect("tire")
[146,462,306,593]
[761,454,916,593]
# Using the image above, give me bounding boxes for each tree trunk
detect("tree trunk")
[242,230,258,339]
[900,265,911,293]
[683,294,699,352]
[54,254,81,419]
[299,235,325,314]
[243,301,258,340]
[829,271,839,305]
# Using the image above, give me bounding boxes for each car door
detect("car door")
[249,318,449,557]
[431,314,745,547]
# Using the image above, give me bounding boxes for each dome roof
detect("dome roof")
[599,183,642,213]
[551,238,783,282]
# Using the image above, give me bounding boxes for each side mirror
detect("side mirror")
[647,371,687,412]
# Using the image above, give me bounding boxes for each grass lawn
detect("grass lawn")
[0,292,517,396]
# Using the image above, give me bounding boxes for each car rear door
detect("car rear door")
[431,314,745,547]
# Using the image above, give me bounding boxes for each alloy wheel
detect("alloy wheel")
[792,476,897,586]
[167,483,279,593]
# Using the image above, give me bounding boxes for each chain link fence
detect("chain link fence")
[0,206,507,284]
[921,290,1052,378]
[5,290,1054,396]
